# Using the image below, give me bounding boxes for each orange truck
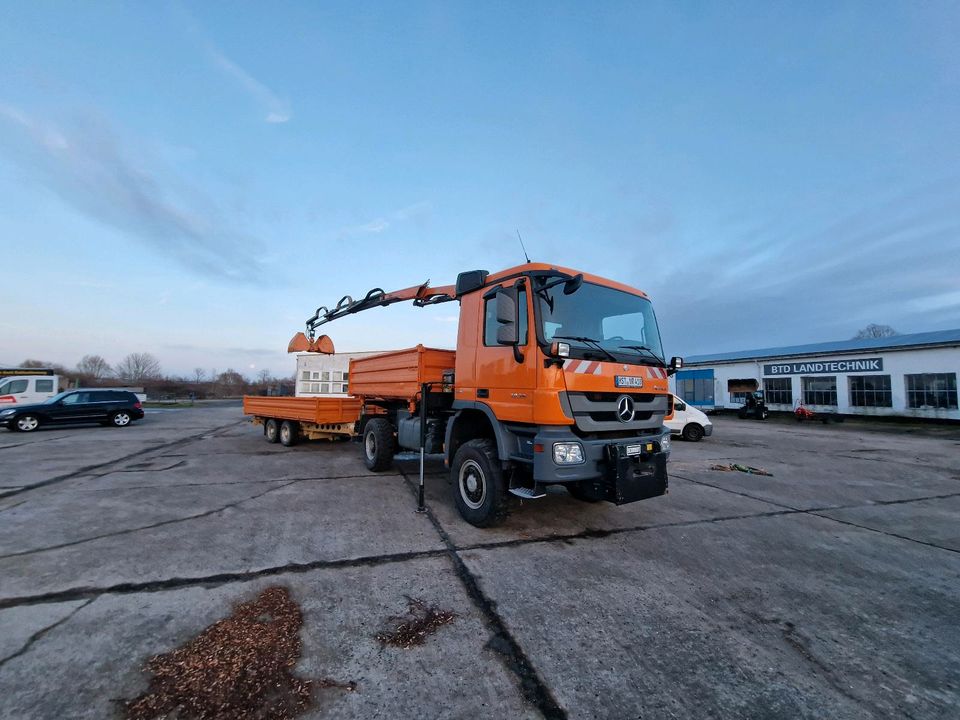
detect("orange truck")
[242,262,682,527]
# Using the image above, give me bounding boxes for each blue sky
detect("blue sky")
[1,2,958,378]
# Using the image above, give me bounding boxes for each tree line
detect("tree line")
[16,354,293,399]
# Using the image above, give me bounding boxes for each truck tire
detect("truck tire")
[682,423,704,442]
[279,420,298,447]
[264,418,280,443]
[363,418,395,471]
[451,439,508,527]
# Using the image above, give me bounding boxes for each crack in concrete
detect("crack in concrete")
[672,473,960,555]
[396,468,567,720]
[0,549,448,610]
[0,480,301,560]
[0,598,94,670]
[0,420,246,500]
[73,473,402,493]
[0,434,73,451]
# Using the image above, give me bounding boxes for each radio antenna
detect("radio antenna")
[516,229,531,263]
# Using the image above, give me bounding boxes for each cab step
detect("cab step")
[509,486,546,499]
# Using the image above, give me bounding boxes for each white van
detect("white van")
[0,375,61,405]
[665,394,713,441]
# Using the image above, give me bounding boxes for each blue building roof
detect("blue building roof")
[684,328,960,365]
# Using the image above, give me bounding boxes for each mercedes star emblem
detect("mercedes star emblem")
[616,394,635,423]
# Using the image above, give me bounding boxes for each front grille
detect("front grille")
[565,392,668,433]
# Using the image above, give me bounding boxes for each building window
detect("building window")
[343,372,349,382]
[299,382,311,394]
[802,376,837,406]
[677,377,714,405]
[310,383,320,393]
[301,371,310,381]
[320,382,330,393]
[849,375,892,407]
[321,371,330,381]
[340,383,349,394]
[332,370,343,382]
[730,391,749,404]
[764,378,793,405]
[312,372,320,380]
[905,373,958,409]
[483,288,528,346]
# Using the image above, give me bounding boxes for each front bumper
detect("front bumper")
[531,426,669,502]
[703,424,713,437]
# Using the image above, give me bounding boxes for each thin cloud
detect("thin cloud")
[339,201,433,238]
[0,104,264,282]
[177,4,291,124]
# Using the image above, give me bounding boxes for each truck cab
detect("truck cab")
[442,263,681,524]
[0,374,60,405]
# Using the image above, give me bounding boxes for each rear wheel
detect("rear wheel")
[362,418,395,471]
[15,414,40,432]
[759,408,769,420]
[682,423,705,442]
[110,411,132,427]
[279,420,298,447]
[452,439,508,527]
[264,418,280,443]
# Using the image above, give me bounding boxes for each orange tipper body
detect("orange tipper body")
[251,261,679,528]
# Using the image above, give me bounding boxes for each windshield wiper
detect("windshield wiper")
[616,345,666,366]
[552,335,617,363]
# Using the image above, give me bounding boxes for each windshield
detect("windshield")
[537,280,665,363]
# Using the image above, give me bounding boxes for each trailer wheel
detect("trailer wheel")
[682,423,704,442]
[264,418,280,443]
[279,420,298,447]
[452,439,507,527]
[363,418,395,471]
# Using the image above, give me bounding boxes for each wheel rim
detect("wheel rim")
[114,412,130,426]
[266,422,277,440]
[17,416,38,431]
[459,459,486,510]
[365,431,376,459]
[281,425,291,443]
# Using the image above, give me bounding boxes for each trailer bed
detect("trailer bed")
[242,396,362,425]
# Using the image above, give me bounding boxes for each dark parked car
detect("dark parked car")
[0,390,144,432]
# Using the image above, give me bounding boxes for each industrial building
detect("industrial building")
[295,351,383,397]
[672,329,960,420]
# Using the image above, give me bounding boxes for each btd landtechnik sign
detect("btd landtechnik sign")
[764,358,883,376]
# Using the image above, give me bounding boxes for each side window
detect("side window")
[483,287,528,347]
[36,379,54,393]
[3,379,28,394]
[675,400,687,411]
[61,393,82,405]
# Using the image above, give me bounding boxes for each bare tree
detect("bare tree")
[854,324,898,339]
[19,359,50,368]
[256,368,272,385]
[193,368,206,384]
[114,353,162,382]
[77,354,112,380]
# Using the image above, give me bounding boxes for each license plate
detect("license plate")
[616,376,644,388]
[626,443,655,457]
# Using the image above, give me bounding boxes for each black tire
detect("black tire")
[682,423,705,442]
[264,418,280,443]
[110,410,133,428]
[567,482,602,503]
[451,439,508,527]
[14,414,41,432]
[279,420,298,447]
[362,418,395,471]
[759,409,769,420]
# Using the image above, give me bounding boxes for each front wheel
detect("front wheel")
[451,439,508,527]
[15,414,40,432]
[264,418,280,443]
[682,423,705,442]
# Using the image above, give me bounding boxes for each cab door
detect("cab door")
[474,279,537,423]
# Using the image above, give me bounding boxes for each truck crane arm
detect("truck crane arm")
[288,280,457,353]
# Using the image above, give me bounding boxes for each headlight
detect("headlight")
[0,409,15,417]
[553,442,585,465]
[660,434,671,452]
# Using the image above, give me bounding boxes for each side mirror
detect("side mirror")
[495,287,519,345]
[668,356,683,376]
